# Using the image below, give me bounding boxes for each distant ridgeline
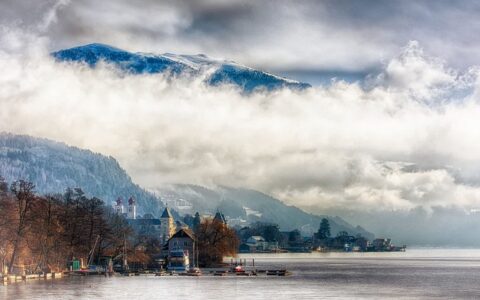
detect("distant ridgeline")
[0,133,162,216]
[52,43,311,93]
[0,133,372,239]
[157,184,374,239]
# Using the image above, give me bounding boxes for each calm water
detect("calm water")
[3,249,480,299]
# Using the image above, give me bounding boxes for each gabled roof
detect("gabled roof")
[168,228,195,241]
[161,207,173,219]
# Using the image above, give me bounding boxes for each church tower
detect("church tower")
[160,207,176,244]
[127,196,137,219]
[115,197,124,215]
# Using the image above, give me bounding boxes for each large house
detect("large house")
[167,228,196,269]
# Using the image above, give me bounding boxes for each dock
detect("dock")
[1,272,64,285]
[1,257,292,284]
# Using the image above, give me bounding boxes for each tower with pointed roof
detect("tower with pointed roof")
[160,207,176,244]
[115,197,124,215]
[127,196,137,219]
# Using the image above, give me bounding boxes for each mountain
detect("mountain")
[0,133,373,239]
[0,133,162,215]
[51,43,311,93]
[157,184,374,239]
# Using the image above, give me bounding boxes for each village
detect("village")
[0,183,405,284]
[93,197,405,276]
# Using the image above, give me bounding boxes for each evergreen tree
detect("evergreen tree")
[183,214,194,228]
[193,212,201,230]
[318,218,331,239]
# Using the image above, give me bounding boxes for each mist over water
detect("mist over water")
[3,249,480,299]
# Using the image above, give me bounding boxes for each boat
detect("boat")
[167,249,190,272]
[186,267,202,276]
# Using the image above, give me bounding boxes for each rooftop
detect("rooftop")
[161,207,173,219]
[169,228,195,241]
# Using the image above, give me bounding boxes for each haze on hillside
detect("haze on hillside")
[2,0,480,245]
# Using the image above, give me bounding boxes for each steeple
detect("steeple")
[161,207,173,219]
[160,206,176,244]
[115,197,124,215]
[127,196,136,219]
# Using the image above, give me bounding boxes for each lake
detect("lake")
[2,249,480,299]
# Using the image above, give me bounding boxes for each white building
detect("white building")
[127,196,137,219]
[114,197,124,215]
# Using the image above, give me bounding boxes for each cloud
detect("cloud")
[38,0,70,32]
[3,0,480,77]
[2,26,480,215]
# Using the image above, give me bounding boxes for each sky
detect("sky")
[3,0,480,82]
[3,0,480,231]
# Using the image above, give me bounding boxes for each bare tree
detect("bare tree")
[8,180,37,273]
[195,218,239,267]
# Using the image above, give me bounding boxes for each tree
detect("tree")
[195,218,239,267]
[61,188,89,260]
[288,229,302,246]
[84,197,106,252]
[8,180,37,273]
[192,212,201,231]
[100,209,132,256]
[183,214,194,228]
[0,177,7,196]
[244,222,284,243]
[0,177,12,273]
[27,195,64,272]
[318,218,331,239]
[0,180,140,274]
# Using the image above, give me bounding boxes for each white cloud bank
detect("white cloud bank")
[2,27,480,214]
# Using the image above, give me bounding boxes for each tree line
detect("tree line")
[0,178,131,274]
[0,178,242,273]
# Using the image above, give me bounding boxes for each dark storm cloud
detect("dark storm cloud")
[2,0,480,77]
[185,1,254,33]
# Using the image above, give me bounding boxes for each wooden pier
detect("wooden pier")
[1,272,64,285]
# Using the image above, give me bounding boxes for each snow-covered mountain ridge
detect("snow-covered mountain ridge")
[52,43,311,93]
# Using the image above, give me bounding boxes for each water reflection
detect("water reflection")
[2,249,480,299]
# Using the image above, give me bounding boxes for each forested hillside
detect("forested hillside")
[0,133,162,215]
